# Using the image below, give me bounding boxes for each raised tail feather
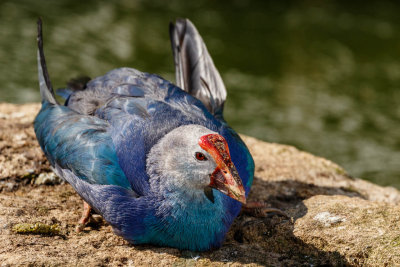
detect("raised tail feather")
[169,18,227,117]
[37,18,58,105]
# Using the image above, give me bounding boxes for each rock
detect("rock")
[0,103,399,266]
[313,211,346,227]
[34,172,62,185]
[0,103,50,180]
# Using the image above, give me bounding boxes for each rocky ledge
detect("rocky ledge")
[0,103,399,266]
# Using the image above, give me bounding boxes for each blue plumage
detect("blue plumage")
[34,19,254,251]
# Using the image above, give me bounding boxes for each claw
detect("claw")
[241,201,290,219]
[75,200,92,233]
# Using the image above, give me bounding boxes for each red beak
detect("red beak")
[199,134,246,204]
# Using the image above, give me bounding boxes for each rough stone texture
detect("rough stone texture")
[0,103,49,184]
[0,103,399,266]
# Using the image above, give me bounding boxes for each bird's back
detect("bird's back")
[61,67,226,195]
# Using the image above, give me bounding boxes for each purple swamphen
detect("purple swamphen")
[34,18,255,251]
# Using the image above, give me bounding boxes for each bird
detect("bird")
[34,18,255,252]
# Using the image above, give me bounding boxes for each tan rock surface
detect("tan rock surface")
[0,103,399,266]
[0,103,49,182]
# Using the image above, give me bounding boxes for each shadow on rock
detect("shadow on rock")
[188,177,363,266]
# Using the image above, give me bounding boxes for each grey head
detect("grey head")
[147,125,217,196]
[147,124,246,204]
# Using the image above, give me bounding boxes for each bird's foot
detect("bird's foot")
[241,201,290,219]
[75,200,92,233]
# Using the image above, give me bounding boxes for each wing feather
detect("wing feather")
[170,19,227,117]
[34,103,132,190]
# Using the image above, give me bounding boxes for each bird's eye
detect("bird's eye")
[195,152,207,161]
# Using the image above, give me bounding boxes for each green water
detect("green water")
[0,1,399,188]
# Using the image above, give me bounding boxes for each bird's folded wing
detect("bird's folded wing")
[34,102,132,190]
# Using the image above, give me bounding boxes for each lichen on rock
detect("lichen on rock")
[12,223,60,236]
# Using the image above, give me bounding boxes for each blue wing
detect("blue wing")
[34,102,131,190]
